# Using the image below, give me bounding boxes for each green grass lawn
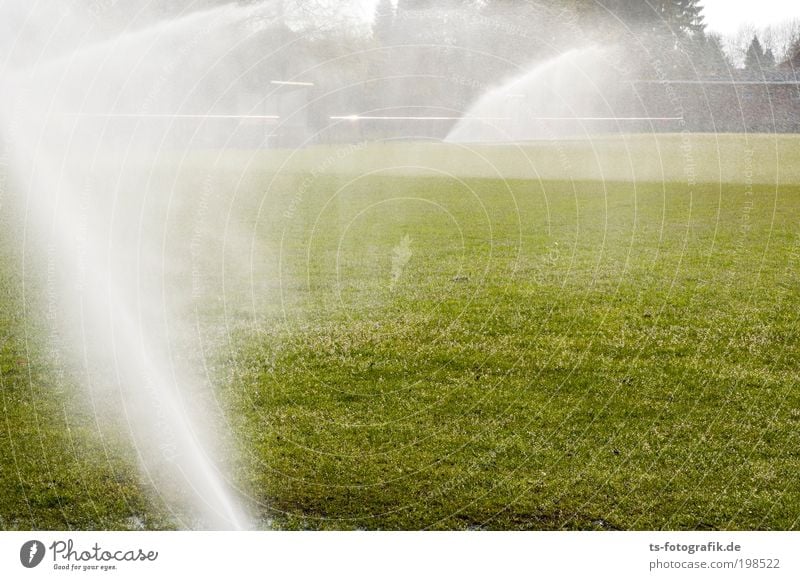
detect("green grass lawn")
[2,135,799,530]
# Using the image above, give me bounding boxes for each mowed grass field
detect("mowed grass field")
[1,135,799,530]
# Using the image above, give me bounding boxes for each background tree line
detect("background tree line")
[131,0,800,139]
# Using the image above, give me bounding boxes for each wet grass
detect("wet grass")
[222,171,800,530]
[2,137,799,530]
[0,213,174,530]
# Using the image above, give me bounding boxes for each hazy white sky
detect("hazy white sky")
[702,0,800,35]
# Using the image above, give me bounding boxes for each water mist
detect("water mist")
[446,47,619,143]
[0,1,295,529]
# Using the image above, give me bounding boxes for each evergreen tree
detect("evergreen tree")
[763,48,776,69]
[744,35,766,70]
[705,33,731,73]
[789,39,800,69]
[670,0,705,34]
[688,31,731,76]
[593,0,705,35]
